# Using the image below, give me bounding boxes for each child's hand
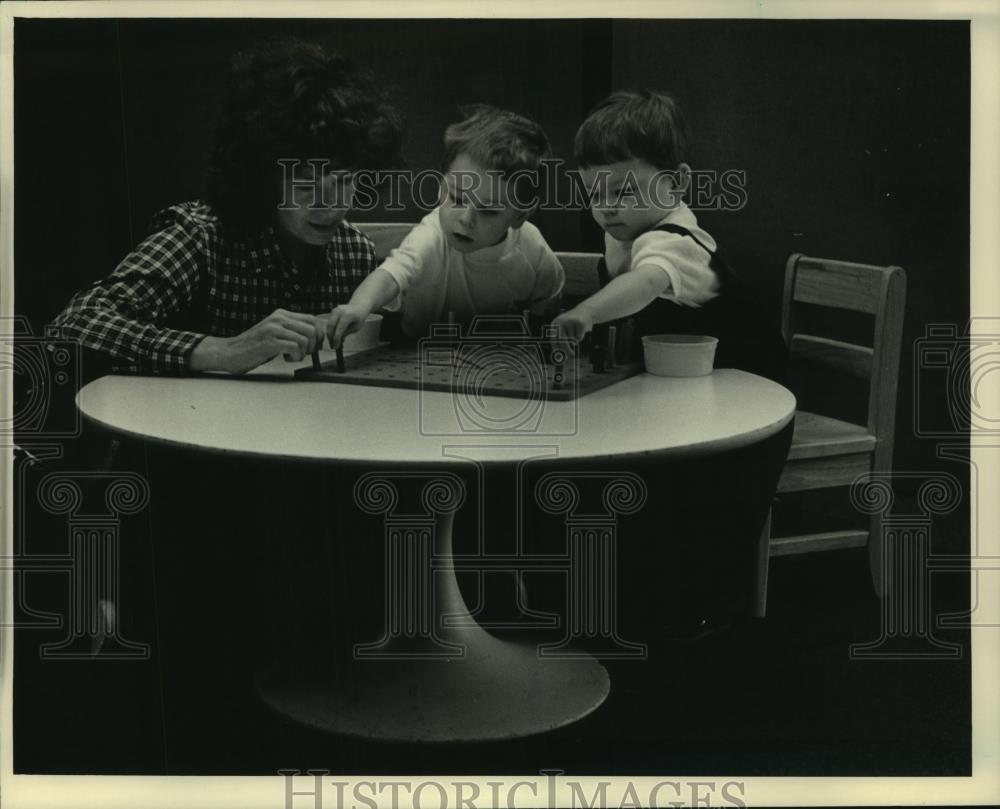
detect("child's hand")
[325,303,372,349]
[552,308,595,343]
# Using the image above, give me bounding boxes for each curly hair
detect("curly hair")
[205,39,402,233]
[442,104,551,206]
[574,89,689,171]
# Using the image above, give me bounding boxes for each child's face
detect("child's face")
[581,158,686,242]
[276,164,356,247]
[438,153,530,253]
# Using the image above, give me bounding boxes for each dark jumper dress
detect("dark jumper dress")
[597,223,788,384]
[587,225,793,639]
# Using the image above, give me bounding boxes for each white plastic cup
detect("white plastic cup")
[641,334,718,377]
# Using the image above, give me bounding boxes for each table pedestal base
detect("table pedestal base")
[256,628,609,742]
[257,474,608,741]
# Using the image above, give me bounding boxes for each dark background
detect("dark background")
[11,17,972,777]
[14,17,970,477]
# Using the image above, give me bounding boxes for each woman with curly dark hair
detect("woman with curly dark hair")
[51,39,402,375]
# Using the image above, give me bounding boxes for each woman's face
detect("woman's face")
[276,161,357,245]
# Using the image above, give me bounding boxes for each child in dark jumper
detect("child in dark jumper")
[554,89,786,383]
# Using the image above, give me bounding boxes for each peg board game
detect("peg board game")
[295,344,643,401]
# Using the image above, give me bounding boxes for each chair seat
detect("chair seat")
[787,411,877,460]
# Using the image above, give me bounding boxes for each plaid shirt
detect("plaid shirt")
[50,201,376,374]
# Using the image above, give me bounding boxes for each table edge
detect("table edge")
[79,403,795,466]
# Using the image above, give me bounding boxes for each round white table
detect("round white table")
[77,361,795,742]
[78,352,795,464]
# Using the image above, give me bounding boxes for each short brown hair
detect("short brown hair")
[443,105,551,205]
[574,89,688,170]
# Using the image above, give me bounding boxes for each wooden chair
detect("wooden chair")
[755,253,907,615]
[556,252,601,302]
[354,222,416,261]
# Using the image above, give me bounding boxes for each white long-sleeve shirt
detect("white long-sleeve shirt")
[379,207,565,337]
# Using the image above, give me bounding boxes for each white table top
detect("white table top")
[77,351,796,465]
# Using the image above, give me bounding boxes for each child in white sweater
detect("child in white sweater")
[326,106,564,344]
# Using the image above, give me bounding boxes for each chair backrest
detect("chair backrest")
[557,252,602,301]
[782,253,906,464]
[354,222,416,261]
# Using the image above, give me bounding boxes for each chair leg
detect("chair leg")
[868,509,884,598]
[753,509,772,618]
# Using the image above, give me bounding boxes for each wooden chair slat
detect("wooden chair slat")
[785,411,876,460]
[776,452,872,492]
[770,530,869,557]
[790,334,874,381]
[792,261,882,314]
[557,252,601,298]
